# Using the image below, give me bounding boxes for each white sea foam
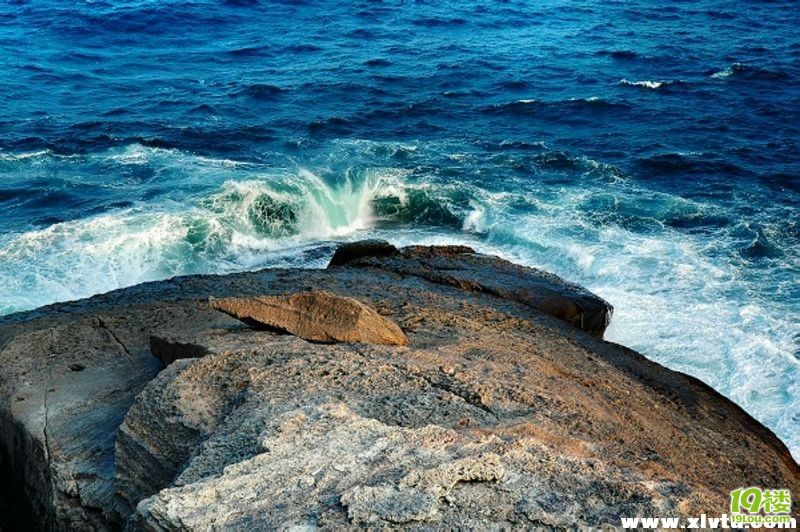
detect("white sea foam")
[0,210,193,312]
[619,79,666,89]
[0,150,53,161]
[462,200,487,233]
[711,64,738,79]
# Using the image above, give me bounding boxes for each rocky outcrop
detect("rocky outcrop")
[329,240,613,337]
[328,238,400,267]
[0,305,241,529]
[210,290,408,346]
[0,241,797,530]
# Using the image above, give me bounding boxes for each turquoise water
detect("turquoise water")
[0,1,798,458]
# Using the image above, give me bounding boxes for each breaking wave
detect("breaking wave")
[0,144,482,313]
[619,79,668,90]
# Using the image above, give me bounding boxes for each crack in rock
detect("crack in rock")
[95,317,134,365]
[42,362,53,474]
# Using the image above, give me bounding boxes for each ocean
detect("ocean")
[0,0,798,458]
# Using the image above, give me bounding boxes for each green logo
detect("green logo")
[731,487,792,514]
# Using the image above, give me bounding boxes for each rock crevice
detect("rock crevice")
[96,316,135,366]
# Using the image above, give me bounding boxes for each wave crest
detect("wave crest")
[619,79,666,90]
[0,163,479,313]
[710,63,789,81]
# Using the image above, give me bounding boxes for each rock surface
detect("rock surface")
[0,241,797,530]
[210,290,408,346]
[329,240,613,337]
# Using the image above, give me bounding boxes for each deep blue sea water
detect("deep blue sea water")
[0,0,798,457]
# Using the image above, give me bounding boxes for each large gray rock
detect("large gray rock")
[0,305,241,529]
[0,241,797,530]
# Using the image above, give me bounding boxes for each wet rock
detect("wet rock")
[328,239,399,267]
[210,291,409,346]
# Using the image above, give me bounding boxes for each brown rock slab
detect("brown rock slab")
[209,290,409,346]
